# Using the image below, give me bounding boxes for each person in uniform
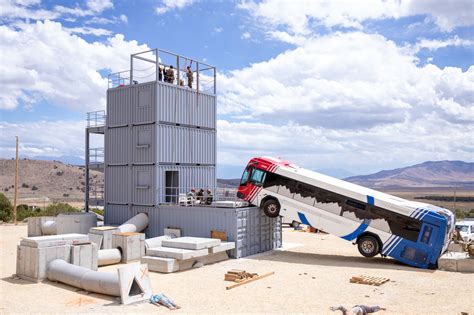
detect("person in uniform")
[167,65,175,84]
[158,66,163,81]
[186,66,193,88]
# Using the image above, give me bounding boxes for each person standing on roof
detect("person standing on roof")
[167,65,175,84]
[186,66,193,88]
[158,66,164,81]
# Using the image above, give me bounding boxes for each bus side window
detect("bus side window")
[420,225,433,244]
[250,168,266,185]
[240,168,251,186]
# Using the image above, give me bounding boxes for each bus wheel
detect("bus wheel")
[357,235,380,258]
[262,199,280,218]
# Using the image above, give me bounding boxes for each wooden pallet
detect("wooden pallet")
[350,275,390,286]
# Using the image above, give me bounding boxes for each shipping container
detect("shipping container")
[105,126,130,165]
[132,124,157,164]
[106,81,216,128]
[105,204,132,226]
[106,86,131,127]
[105,165,131,204]
[131,205,159,237]
[157,124,215,165]
[132,165,156,205]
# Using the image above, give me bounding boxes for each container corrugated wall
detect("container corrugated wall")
[105,127,130,165]
[132,165,155,205]
[107,87,131,127]
[131,82,157,125]
[105,166,130,204]
[157,83,216,128]
[157,125,215,164]
[157,205,282,258]
[156,165,215,203]
[105,204,132,226]
[132,124,156,164]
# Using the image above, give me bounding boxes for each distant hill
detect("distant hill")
[0,158,103,201]
[345,161,474,188]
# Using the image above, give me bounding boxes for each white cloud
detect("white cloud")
[0,20,150,111]
[217,31,474,171]
[66,26,113,36]
[214,27,223,33]
[414,36,474,52]
[241,31,251,39]
[86,0,113,13]
[156,0,196,15]
[238,0,474,35]
[119,14,128,23]
[0,120,86,158]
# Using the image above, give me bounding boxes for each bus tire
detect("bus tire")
[262,199,280,218]
[357,235,380,258]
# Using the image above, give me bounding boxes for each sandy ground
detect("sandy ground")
[1,224,473,315]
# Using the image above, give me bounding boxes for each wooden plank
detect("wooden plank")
[226,272,274,290]
[211,230,227,241]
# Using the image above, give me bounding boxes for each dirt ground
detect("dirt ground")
[1,224,473,315]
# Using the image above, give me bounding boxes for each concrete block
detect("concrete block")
[112,232,145,263]
[141,256,179,273]
[117,264,152,305]
[89,226,119,249]
[143,251,229,273]
[88,233,103,249]
[447,243,463,252]
[70,243,98,271]
[164,228,181,238]
[438,252,470,272]
[56,213,97,235]
[146,247,208,260]
[27,216,55,237]
[208,242,235,254]
[144,235,173,250]
[456,257,474,273]
[16,244,71,281]
[161,237,221,250]
[20,234,89,248]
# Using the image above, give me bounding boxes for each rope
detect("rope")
[134,65,156,72]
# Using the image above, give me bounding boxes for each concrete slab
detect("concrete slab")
[56,213,97,235]
[117,263,152,305]
[161,237,221,250]
[208,241,235,254]
[438,252,470,272]
[20,234,89,248]
[143,251,229,273]
[447,243,463,252]
[141,256,179,273]
[146,247,208,260]
[456,257,474,273]
[144,235,173,250]
[164,228,181,238]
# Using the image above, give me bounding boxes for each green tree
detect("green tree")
[42,202,80,216]
[0,193,13,222]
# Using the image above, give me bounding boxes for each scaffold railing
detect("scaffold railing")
[86,110,106,127]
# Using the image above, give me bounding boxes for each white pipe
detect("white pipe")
[47,259,120,296]
[42,220,57,235]
[98,249,122,266]
[118,213,149,233]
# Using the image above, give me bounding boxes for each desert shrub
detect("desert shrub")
[21,183,29,188]
[0,193,13,222]
[31,185,38,191]
[4,188,9,192]
[42,203,80,216]
[455,209,465,220]
[56,170,64,176]
[16,204,39,221]
[62,193,69,197]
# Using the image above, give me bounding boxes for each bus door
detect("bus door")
[400,222,439,267]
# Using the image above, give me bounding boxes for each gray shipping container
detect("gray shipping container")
[104,205,282,258]
[106,81,216,129]
[105,165,215,205]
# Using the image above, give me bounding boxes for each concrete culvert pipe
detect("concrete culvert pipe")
[118,213,149,233]
[47,259,120,296]
[98,248,122,266]
[41,220,57,235]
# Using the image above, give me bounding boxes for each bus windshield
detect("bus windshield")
[240,168,251,186]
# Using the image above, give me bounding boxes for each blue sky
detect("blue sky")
[0,0,473,178]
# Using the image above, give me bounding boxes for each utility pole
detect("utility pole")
[13,136,19,224]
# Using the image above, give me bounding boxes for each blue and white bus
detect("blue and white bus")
[237,157,455,269]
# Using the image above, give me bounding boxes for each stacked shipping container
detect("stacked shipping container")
[105,81,216,207]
